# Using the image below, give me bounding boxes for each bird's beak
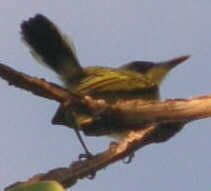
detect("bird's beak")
[146,55,190,85]
[158,55,191,69]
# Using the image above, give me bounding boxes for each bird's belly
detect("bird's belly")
[74,90,159,137]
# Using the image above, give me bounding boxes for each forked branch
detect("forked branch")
[1,62,211,190]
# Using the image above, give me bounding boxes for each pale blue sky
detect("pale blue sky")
[1,1,211,191]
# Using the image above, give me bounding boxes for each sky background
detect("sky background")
[0,1,211,191]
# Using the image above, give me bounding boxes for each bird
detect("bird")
[20,14,189,156]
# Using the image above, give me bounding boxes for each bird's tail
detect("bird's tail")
[21,14,85,84]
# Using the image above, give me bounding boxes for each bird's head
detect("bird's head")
[121,55,190,85]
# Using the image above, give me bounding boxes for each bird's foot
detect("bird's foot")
[123,152,135,164]
[78,151,93,161]
[78,152,96,179]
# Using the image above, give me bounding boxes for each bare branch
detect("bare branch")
[1,62,211,190]
[111,96,211,126]
[75,96,211,136]
[0,63,69,102]
[5,125,156,190]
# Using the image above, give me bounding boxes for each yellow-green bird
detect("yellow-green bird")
[20,14,189,145]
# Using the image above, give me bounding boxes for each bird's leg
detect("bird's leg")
[72,124,96,179]
[63,101,93,158]
[64,105,96,179]
[73,127,93,160]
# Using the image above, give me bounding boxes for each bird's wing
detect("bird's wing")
[74,67,157,95]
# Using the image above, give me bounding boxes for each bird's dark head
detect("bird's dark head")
[120,61,155,74]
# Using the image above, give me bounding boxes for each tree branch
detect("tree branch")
[5,126,156,190]
[0,63,69,103]
[1,62,211,190]
[111,96,211,126]
[1,63,210,128]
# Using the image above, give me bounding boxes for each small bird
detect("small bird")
[20,14,189,154]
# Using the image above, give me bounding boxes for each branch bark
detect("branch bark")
[111,96,211,125]
[0,63,69,102]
